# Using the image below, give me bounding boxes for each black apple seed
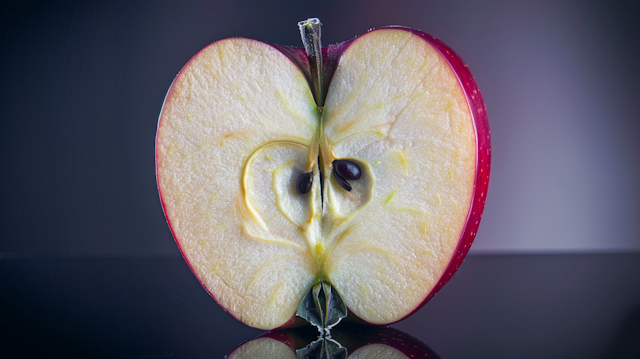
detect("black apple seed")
[332,166,353,192]
[296,172,313,195]
[333,160,361,180]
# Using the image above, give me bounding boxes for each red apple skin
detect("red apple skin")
[157,26,490,329]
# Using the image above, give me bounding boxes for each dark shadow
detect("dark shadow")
[599,303,640,359]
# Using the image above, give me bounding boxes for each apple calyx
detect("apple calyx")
[296,336,347,359]
[296,281,347,334]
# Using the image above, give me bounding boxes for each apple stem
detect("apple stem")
[298,18,325,107]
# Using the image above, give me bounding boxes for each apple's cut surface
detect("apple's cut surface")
[156,20,490,330]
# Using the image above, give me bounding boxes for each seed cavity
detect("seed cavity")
[296,172,313,195]
[332,160,362,192]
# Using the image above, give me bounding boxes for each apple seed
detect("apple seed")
[332,166,352,192]
[333,160,361,180]
[296,172,313,195]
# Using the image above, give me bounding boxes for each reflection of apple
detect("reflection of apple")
[226,326,441,358]
[156,18,490,330]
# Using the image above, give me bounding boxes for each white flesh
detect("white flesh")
[156,29,475,329]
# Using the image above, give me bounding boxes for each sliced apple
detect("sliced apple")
[156,19,490,330]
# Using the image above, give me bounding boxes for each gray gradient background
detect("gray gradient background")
[1,0,639,256]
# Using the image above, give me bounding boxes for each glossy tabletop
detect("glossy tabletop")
[1,253,639,358]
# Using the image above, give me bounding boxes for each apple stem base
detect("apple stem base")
[298,18,325,107]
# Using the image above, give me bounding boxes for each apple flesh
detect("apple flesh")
[156,19,490,330]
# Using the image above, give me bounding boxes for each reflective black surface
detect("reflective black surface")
[229,326,440,358]
[1,253,639,358]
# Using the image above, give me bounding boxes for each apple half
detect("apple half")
[156,19,490,330]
